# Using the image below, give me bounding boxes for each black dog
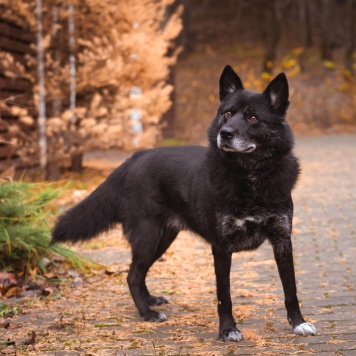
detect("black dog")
[52,65,316,341]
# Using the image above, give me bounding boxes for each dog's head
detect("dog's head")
[208,65,294,163]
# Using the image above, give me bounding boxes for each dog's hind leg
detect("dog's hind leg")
[143,228,178,306]
[127,222,177,322]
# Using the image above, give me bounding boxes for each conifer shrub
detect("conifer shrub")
[0,181,95,275]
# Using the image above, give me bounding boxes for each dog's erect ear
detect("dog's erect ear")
[219,65,244,101]
[263,73,290,115]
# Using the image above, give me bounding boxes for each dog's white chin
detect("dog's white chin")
[217,135,256,153]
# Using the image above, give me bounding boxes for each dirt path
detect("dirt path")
[2,135,356,355]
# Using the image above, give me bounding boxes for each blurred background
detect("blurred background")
[0,0,355,180]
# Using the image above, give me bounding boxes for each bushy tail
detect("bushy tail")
[51,175,121,245]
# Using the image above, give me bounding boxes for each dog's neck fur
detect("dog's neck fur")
[206,145,299,204]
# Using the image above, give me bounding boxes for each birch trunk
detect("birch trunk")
[68,4,83,172]
[36,0,47,169]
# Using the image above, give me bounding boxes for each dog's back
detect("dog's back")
[51,145,209,245]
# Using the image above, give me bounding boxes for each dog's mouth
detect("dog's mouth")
[217,135,257,153]
[221,144,256,153]
[241,145,256,153]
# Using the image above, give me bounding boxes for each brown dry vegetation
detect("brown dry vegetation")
[171,0,356,144]
[173,48,356,145]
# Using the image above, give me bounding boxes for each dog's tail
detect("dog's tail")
[51,170,123,245]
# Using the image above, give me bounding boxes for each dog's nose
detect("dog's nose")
[220,127,234,140]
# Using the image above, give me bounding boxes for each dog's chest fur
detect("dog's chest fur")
[216,210,291,252]
[207,151,296,253]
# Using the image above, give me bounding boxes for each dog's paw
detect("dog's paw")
[147,295,169,306]
[220,329,243,342]
[143,310,167,322]
[294,322,317,335]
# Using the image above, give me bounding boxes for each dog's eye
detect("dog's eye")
[224,111,232,119]
[248,115,258,123]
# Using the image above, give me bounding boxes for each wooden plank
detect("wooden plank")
[0,145,15,158]
[0,112,14,122]
[0,116,18,128]
[0,90,33,103]
[0,122,33,133]
[0,107,37,119]
[0,35,36,55]
[0,125,36,143]
[0,77,32,92]
[0,108,37,124]
[0,20,34,43]
[0,51,31,67]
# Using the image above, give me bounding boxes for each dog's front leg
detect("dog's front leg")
[212,245,243,342]
[272,238,316,335]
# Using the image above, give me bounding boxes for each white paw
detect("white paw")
[294,322,317,335]
[156,312,167,322]
[223,330,244,342]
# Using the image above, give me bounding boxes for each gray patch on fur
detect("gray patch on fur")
[270,91,278,107]
[217,135,256,153]
[227,85,236,93]
[165,216,187,231]
[278,214,291,231]
[218,213,289,232]
[217,212,291,252]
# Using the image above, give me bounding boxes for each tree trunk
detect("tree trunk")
[68,4,82,172]
[161,66,176,138]
[36,0,47,170]
[320,0,334,61]
[51,6,62,118]
[297,0,313,70]
[68,3,76,127]
[262,0,282,73]
[46,160,60,181]
[344,0,356,75]
[70,152,83,173]
[304,0,313,47]
[180,0,193,55]
[298,0,313,48]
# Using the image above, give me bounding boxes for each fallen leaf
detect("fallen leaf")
[7,323,23,329]
[22,331,36,345]
[42,287,54,296]
[0,339,15,346]
[4,286,22,298]
[0,272,18,295]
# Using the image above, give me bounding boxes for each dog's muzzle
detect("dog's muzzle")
[217,130,256,153]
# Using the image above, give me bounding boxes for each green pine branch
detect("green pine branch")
[0,181,98,276]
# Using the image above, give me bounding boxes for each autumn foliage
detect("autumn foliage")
[0,0,183,168]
